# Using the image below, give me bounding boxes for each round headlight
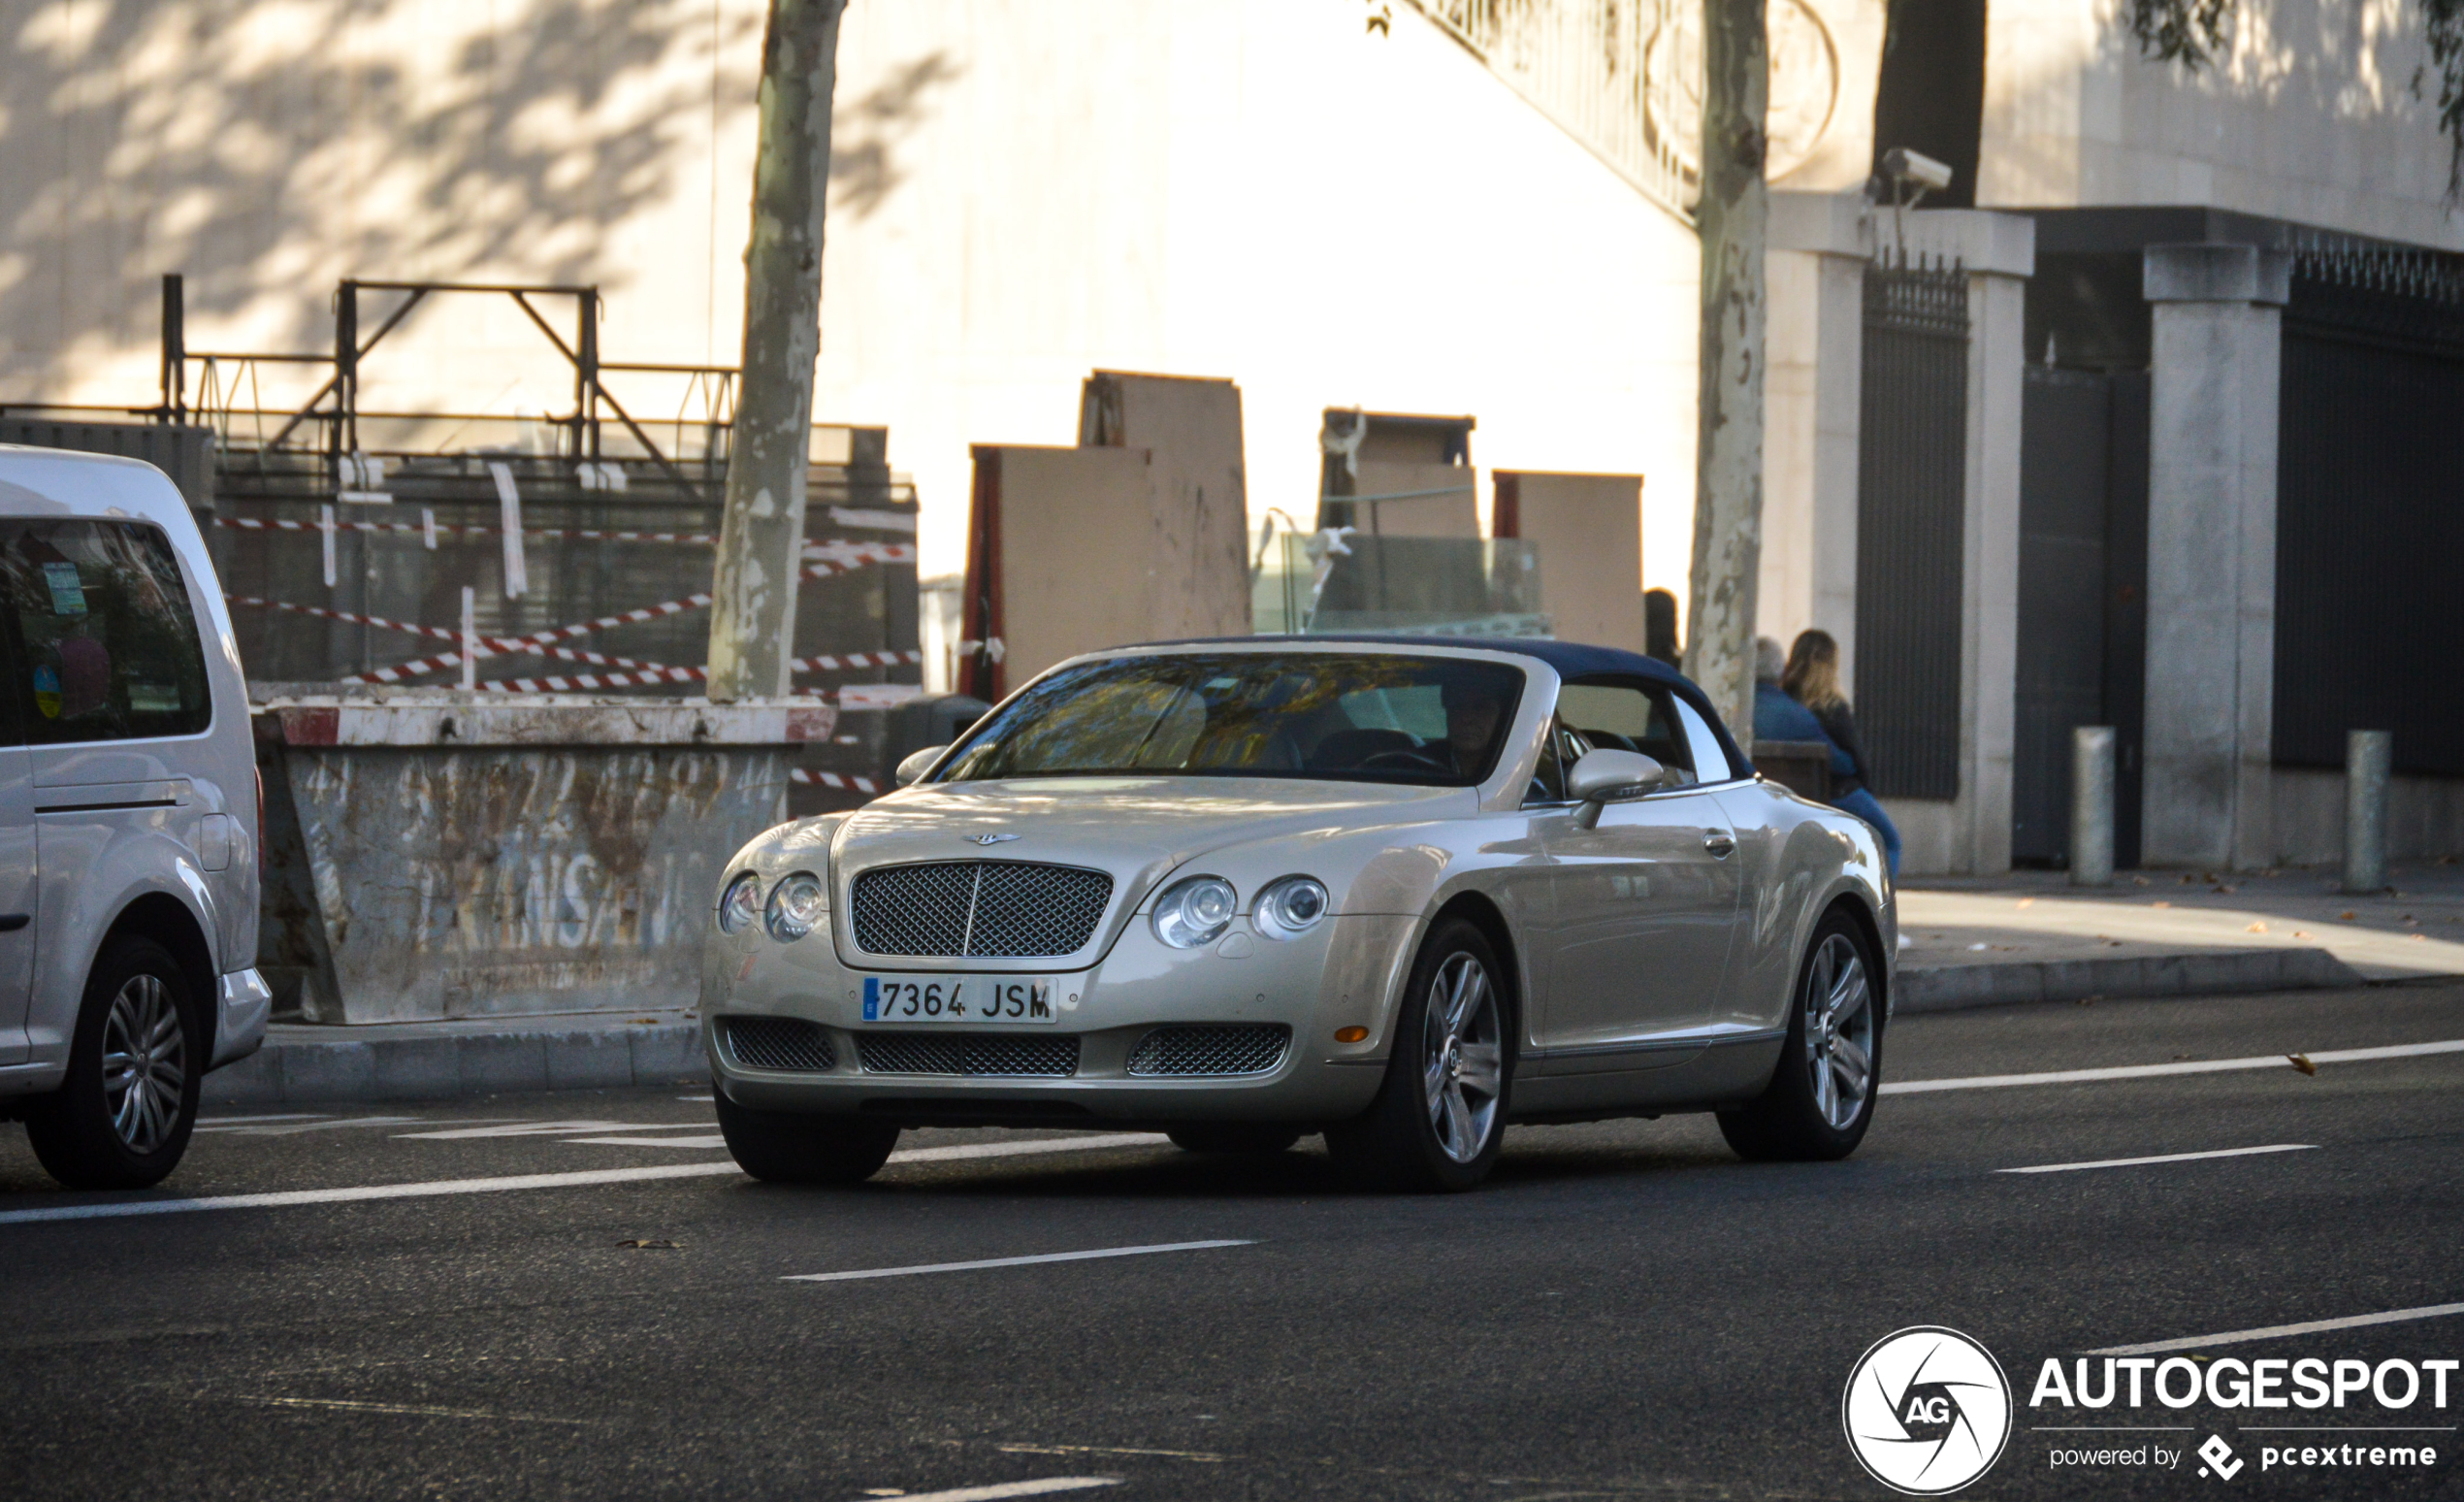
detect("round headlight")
[717,871,762,934]
[1252,876,1331,940]
[1151,875,1238,949]
[763,871,827,942]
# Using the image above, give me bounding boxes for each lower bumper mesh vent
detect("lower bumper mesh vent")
[723,1016,838,1072]
[856,1032,1080,1078]
[1126,1024,1292,1077]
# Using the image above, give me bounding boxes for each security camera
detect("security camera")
[1881,147,1954,192]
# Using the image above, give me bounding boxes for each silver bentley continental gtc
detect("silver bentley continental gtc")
[700,637,1894,1192]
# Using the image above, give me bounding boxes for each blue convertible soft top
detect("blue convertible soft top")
[1137,634,1756,779]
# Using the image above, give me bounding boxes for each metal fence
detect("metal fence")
[1854,258,1969,800]
[2276,247,2464,777]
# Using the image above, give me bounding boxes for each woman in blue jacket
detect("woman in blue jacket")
[1784,630,1902,877]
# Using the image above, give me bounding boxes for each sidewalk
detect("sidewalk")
[202,863,2462,1105]
[204,1013,703,1108]
[1896,861,2464,1011]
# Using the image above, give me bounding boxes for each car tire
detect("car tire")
[715,1094,900,1185]
[1718,909,1882,1162]
[1167,1126,1303,1156]
[1324,916,1514,1192]
[25,935,204,1192]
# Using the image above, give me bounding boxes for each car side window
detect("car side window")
[1556,680,1696,785]
[1523,718,1570,804]
[1672,697,1738,784]
[0,521,212,745]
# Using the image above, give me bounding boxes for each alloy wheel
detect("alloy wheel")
[1420,951,1504,1163]
[1801,932,1874,1130]
[102,973,185,1155]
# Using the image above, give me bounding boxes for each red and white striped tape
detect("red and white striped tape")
[791,768,879,793]
[212,515,915,567]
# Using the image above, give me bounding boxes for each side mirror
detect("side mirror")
[893,745,948,787]
[1567,749,1664,829]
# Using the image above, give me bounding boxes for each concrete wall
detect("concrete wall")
[2272,768,2464,865]
[1979,0,2464,248]
[1760,191,1870,686]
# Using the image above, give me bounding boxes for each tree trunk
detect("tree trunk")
[706,0,849,702]
[1684,0,1768,747]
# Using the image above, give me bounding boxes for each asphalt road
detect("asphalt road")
[3,983,2460,1501]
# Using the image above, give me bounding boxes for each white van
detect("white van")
[0,446,267,1189]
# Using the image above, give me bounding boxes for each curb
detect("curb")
[196,947,2373,1104]
[203,1023,708,1107]
[1896,946,2365,1014]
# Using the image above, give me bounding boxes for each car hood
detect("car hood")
[832,776,1473,890]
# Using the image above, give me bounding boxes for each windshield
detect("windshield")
[934,652,1528,786]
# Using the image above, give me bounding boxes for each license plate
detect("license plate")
[861,975,1056,1025]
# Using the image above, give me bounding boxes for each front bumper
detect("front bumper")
[211,967,273,1069]
[700,912,1419,1126]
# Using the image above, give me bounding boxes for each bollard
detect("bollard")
[2070,726,2116,887]
[2344,730,2391,895]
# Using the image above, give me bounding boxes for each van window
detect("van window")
[0,521,211,743]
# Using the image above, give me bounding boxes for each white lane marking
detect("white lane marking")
[0,1133,1183,1227]
[195,1113,330,1126]
[787,1239,1252,1284]
[1885,1038,2464,1094]
[862,1481,1119,1502]
[203,1117,448,1137]
[233,1394,590,1425]
[0,1163,748,1225]
[394,1121,634,1140]
[678,1094,715,1102]
[2085,1302,2464,1356]
[566,1135,729,1149]
[890,1132,1168,1164]
[1998,1143,2318,1175]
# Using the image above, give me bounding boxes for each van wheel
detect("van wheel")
[1168,1126,1302,1156]
[715,1094,899,1184]
[1324,917,1513,1192]
[1718,911,1881,1161]
[26,936,203,1191]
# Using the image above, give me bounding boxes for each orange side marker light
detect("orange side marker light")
[1334,1027,1369,1043]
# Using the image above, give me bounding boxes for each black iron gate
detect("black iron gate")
[1855,260,1969,799]
[2277,251,2464,777]
[2011,365,2148,867]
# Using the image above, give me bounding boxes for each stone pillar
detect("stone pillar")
[1882,209,2032,875]
[2141,244,2287,871]
[1760,191,1871,677]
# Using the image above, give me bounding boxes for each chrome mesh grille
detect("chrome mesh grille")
[722,1016,838,1072]
[1126,1024,1292,1077]
[850,861,1113,958]
[855,1032,1082,1077]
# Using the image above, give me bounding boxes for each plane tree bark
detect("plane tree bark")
[1685,0,1769,745]
[706,0,849,702]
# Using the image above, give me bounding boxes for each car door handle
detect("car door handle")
[1702,833,1736,859]
[0,914,26,931]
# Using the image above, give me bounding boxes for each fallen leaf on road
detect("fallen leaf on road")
[2213,884,2237,895]
[2016,898,2035,909]
[2294,931,2314,938]
[2248,922,2269,933]
[616,1239,682,1250]
[2153,900,2172,909]
[2340,911,2358,920]
[2412,933,2428,942]
[2287,1055,2318,1076]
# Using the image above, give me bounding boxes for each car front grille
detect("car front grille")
[722,1016,838,1072]
[855,1031,1082,1077]
[850,861,1113,958]
[1126,1024,1292,1077]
